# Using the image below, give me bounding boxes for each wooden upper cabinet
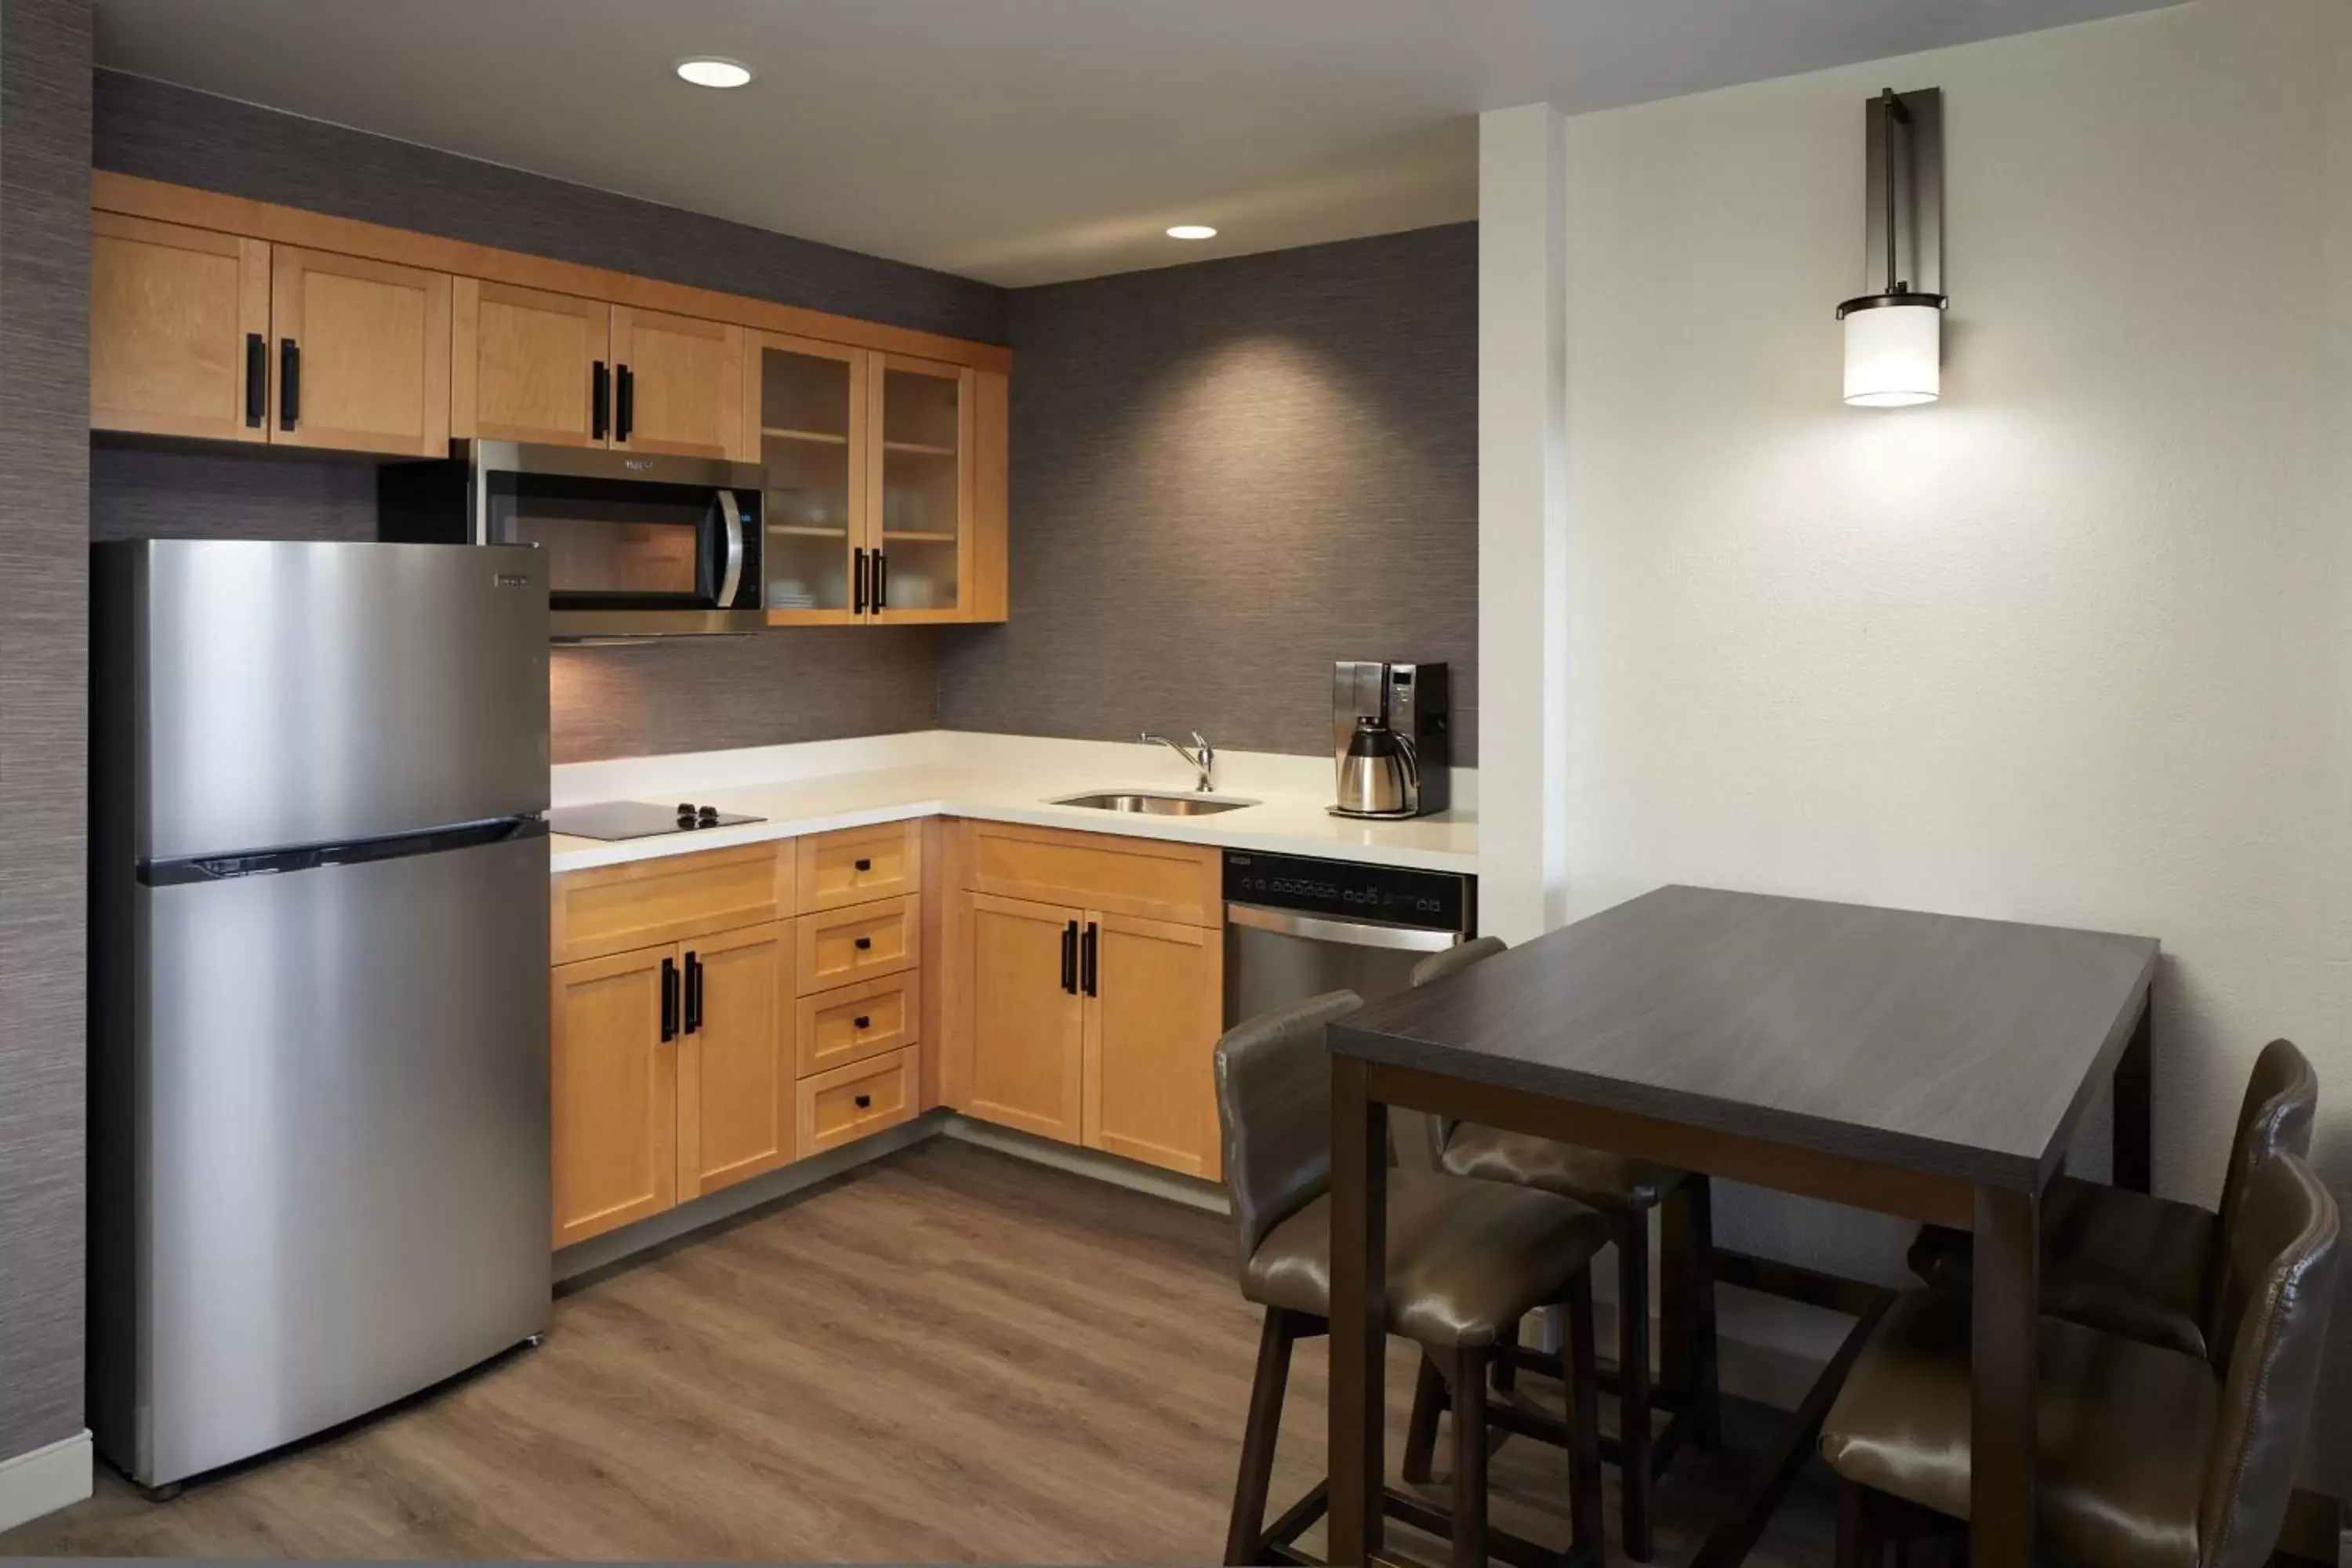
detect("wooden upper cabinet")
[1083,912,1225,1179]
[675,921,793,1201]
[452,278,609,448]
[91,212,269,442]
[868,355,975,624]
[612,306,742,459]
[964,892,1086,1144]
[269,246,449,456]
[550,945,678,1248]
[749,332,868,626]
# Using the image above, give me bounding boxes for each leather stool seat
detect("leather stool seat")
[1827,1154,2340,1568]
[1243,1171,1608,1348]
[1906,1177,2214,1356]
[1442,1124,1682,1212]
[1904,1039,2314,1361]
[1821,1292,2212,1568]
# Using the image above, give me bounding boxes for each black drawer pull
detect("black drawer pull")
[591,360,609,441]
[854,935,873,951]
[1061,920,1078,993]
[853,1094,873,1110]
[659,956,678,1042]
[278,338,299,430]
[615,363,634,443]
[245,333,267,426]
[853,1015,871,1029]
[854,857,872,873]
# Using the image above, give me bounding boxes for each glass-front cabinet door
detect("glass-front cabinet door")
[752,333,866,624]
[869,355,974,622]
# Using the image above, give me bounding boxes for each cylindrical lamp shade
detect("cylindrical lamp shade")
[1842,303,1941,406]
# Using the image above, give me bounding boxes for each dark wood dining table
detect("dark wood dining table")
[1324,884,2158,1568]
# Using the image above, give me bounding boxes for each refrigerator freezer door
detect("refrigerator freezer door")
[129,830,550,1486]
[124,539,548,860]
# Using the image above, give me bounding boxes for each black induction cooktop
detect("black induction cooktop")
[548,800,765,840]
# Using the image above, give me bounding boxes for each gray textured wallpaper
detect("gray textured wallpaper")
[92,445,379,543]
[937,225,1479,761]
[0,0,92,1465]
[94,71,1005,346]
[550,630,942,766]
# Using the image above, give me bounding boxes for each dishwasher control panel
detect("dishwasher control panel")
[1223,850,1472,934]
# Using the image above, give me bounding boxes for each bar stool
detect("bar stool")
[1401,937,1722,1562]
[1907,1038,2316,1356]
[1215,990,1610,1568]
[1822,1152,2340,1568]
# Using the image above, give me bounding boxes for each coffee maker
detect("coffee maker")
[1330,661,1450,818]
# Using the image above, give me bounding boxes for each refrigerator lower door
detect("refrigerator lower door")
[124,830,550,1487]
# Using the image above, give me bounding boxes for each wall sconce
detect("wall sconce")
[1838,87,1947,407]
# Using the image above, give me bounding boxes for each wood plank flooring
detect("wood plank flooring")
[2,1138,1838,1563]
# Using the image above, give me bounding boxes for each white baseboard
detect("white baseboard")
[0,1428,92,1534]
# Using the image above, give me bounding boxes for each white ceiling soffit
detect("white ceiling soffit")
[93,0,2174,287]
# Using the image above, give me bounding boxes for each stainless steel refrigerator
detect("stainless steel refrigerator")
[89,539,554,1492]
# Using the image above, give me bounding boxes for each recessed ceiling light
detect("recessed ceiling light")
[1166,224,1218,241]
[676,57,753,89]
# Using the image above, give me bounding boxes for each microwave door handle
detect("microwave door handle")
[715,489,746,609]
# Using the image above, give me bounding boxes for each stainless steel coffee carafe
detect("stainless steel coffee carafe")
[1334,715,1421,818]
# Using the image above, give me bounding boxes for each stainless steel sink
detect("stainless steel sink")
[1051,791,1255,817]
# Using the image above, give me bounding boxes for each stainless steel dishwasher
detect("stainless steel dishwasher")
[1222,848,1473,1143]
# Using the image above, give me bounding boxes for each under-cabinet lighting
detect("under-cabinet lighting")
[1166,224,1218,241]
[676,57,754,89]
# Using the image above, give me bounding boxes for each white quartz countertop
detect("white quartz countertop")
[547,734,1478,877]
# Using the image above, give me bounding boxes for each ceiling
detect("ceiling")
[94,0,2171,288]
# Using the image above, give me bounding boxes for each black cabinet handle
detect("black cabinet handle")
[683,950,703,1035]
[1061,920,1078,994]
[615,364,634,443]
[854,1094,873,1110]
[873,549,888,610]
[851,547,867,614]
[591,360,609,441]
[854,858,872,873]
[245,334,267,427]
[854,935,873,951]
[853,1014,871,1030]
[278,339,299,430]
[1081,921,1099,997]
[659,956,678,1042]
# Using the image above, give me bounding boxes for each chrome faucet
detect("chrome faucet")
[1141,731,1216,792]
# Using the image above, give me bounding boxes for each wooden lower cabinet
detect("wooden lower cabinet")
[1084,913,1225,1179]
[956,876,1226,1178]
[551,920,796,1247]
[964,892,1086,1142]
[676,922,793,1201]
[797,1046,918,1156]
[550,946,678,1248]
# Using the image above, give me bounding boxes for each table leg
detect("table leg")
[1971,1185,2039,1568]
[2113,993,2153,1193]
[1330,1057,1388,1566]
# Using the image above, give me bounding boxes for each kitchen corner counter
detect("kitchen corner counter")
[548,760,1479,877]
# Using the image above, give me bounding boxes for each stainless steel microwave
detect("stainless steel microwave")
[379,442,764,639]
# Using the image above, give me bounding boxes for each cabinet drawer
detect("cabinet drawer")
[960,820,1221,927]
[797,1046,917,1156]
[796,894,919,993]
[797,821,922,913]
[552,844,788,965]
[797,969,919,1077]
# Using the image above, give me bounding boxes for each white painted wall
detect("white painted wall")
[1526,0,2350,1483]
[1477,105,1572,942]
